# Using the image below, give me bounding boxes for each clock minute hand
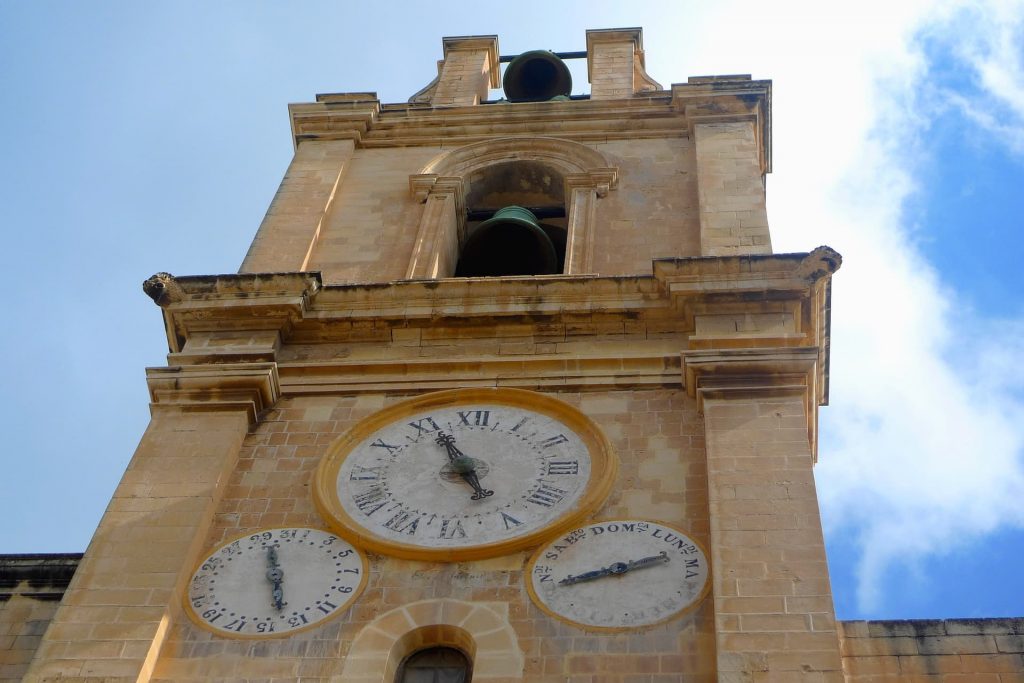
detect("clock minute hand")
[435,431,494,500]
[265,546,286,611]
[559,551,670,586]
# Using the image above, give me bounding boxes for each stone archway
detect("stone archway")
[406,137,618,279]
[337,599,523,682]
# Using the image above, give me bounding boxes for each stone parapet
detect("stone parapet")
[839,619,1024,681]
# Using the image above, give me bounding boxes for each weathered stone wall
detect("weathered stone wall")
[839,619,1024,682]
[151,387,717,682]
[0,555,78,682]
[590,138,700,274]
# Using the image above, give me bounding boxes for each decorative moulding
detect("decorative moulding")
[146,362,281,425]
[681,346,822,459]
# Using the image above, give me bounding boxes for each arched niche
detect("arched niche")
[336,599,523,683]
[406,137,618,279]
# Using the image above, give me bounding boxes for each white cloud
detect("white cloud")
[931,1,1024,153]
[784,0,1024,612]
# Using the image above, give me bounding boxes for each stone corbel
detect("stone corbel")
[147,362,281,425]
[682,347,821,458]
[409,61,443,104]
[633,49,663,93]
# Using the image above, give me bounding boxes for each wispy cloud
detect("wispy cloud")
[804,0,1024,613]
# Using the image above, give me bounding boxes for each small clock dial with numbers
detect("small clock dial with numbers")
[313,388,617,561]
[186,527,366,638]
[527,520,711,631]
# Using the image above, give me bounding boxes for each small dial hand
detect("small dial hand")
[559,551,670,586]
[265,546,286,610]
[435,431,494,500]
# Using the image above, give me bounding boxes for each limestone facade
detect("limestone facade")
[9,26,1019,683]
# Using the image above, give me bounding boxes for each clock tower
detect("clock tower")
[22,28,846,681]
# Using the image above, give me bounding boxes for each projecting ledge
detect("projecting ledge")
[146,363,281,425]
[682,347,822,458]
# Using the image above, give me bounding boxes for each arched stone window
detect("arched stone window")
[337,599,522,682]
[396,646,471,683]
[406,137,618,279]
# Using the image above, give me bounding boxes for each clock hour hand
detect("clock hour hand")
[265,546,286,611]
[559,551,670,586]
[435,431,494,500]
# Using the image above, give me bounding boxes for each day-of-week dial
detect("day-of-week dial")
[527,520,711,631]
[337,404,591,549]
[187,527,366,638]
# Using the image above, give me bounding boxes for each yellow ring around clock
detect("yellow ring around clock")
[312,387,618,562]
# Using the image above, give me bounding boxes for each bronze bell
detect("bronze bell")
[455,206,560,277]
[503,50,572,102]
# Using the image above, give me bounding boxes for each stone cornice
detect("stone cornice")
[672,76,772,173]
[147,249,837,406]
[146,362,281,425]
[289,80,769,161]
[151,250,838,341]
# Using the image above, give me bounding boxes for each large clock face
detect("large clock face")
[313,388,617,561]
[185,527,367,638]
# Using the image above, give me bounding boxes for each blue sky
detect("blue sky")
[2,1,1022,621]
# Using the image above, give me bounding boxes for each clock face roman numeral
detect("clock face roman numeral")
[546,460,579,475]
[438,518,466,539]
[384,511,419,535]
[526,483,568,507]
[538,433,569,448]
[353,486,388,515]
[457,410,490,426]
[500,512,523,530]
[349,465,383,481]
[407,416,440,437]
[370,439,400,454]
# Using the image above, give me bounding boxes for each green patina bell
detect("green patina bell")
[456,206,559,277]
[503,50,572,102]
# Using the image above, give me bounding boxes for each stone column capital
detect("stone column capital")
[146,362,281,425]
[683,347,821,458]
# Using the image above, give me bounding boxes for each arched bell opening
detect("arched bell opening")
[455,160,567,277]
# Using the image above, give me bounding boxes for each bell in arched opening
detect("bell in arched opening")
[502,50,572,102]
[455,206,563,277]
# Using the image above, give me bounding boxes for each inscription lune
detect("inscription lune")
[527,520,711,631]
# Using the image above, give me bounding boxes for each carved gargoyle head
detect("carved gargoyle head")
[142,272,184,307]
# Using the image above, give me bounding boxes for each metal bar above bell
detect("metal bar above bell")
[499,50,587,63]
[466,206,567,222]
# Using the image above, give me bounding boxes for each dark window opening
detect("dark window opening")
[396,646,471,683]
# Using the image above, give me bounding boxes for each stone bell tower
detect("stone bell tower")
[21,28,845,682]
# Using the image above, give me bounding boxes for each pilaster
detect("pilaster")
[684,350,843,682]
[693,121,772,256]
[406,176,465,279]
[23,366,280,683]
[586,28,661,100]
[240,139,355,273]
[430,36,500,107]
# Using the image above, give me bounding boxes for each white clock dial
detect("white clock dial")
[314,389,616,561]
[186,527,366,638]
[527,520,710,631]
